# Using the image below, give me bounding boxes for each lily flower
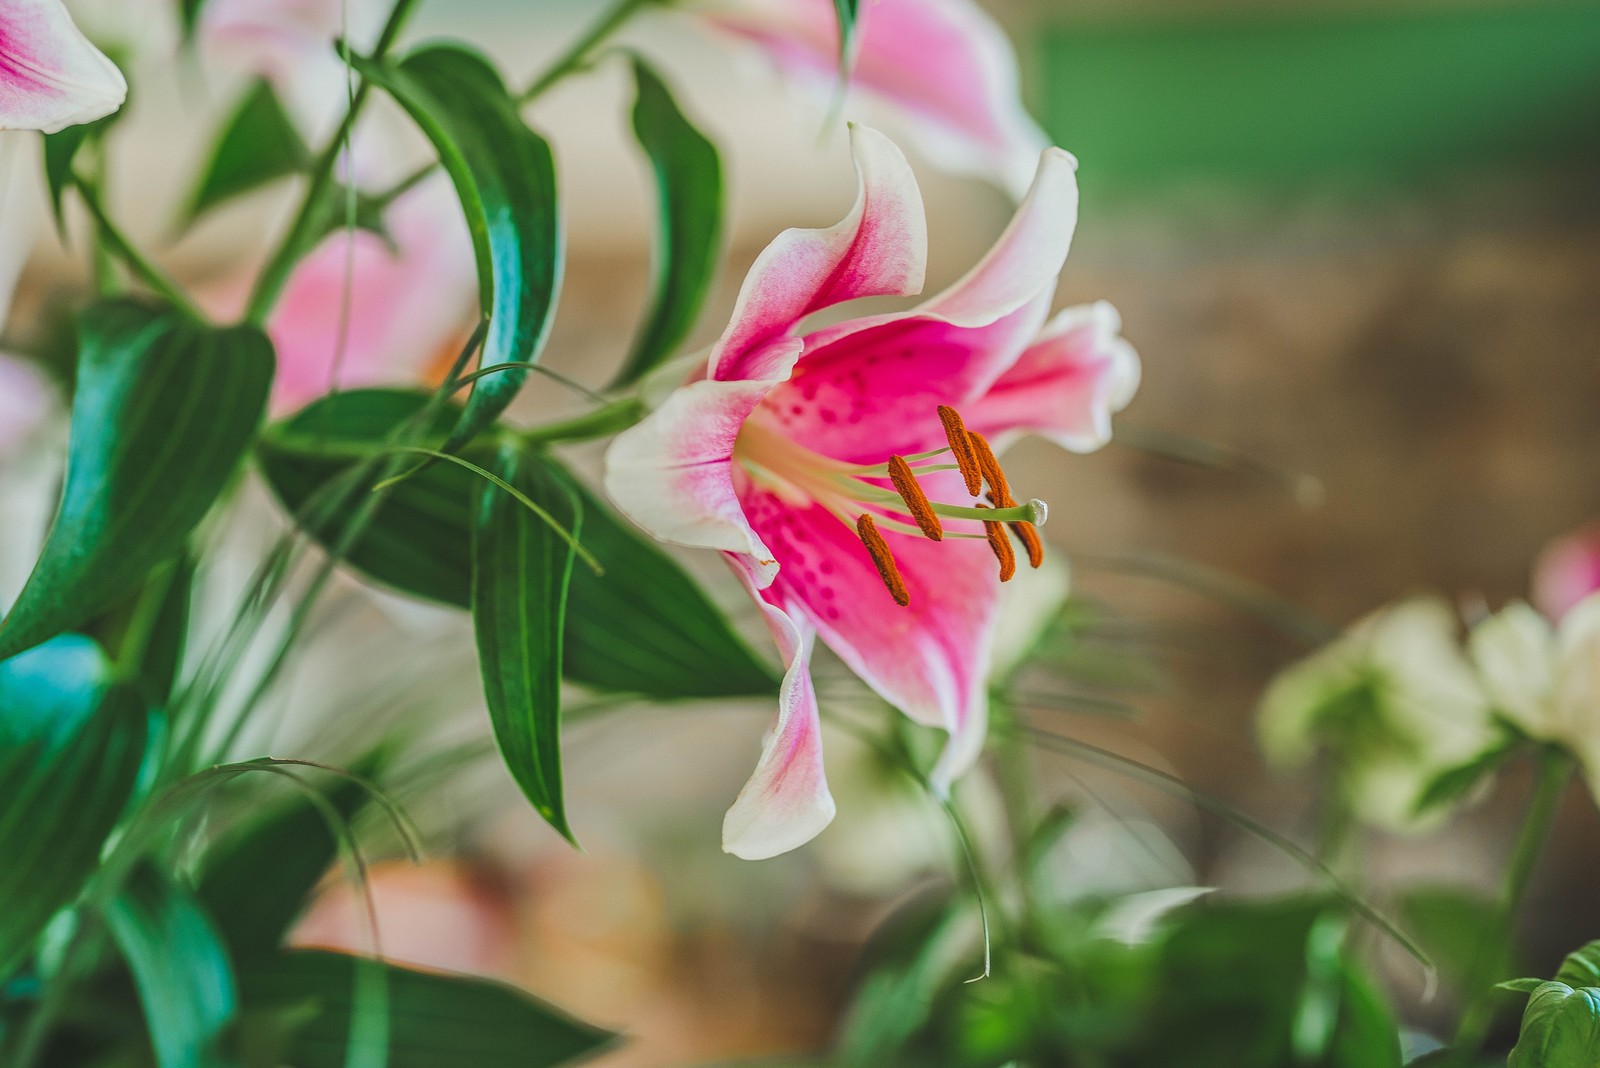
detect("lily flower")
[0,0,127,133]
[1470,594,1600,797]
[1534,522,1600,623]
[697,0,1052,198]
[1258,597,1500,832]
[605,125,1137,859]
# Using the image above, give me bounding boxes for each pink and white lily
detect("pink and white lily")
[604,125,1137,859]
[0,0,126,133]
[697,0,1052,198]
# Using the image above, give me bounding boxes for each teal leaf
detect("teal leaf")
[613,58,723,387]
[239,950,613,1068]
[258,390,777,699]
[0,300,274,661]
[120,554,196,707]
[182,79,311,225]
[472,446,579,842]
[1509,981,1600,1067]
[359,45,562,449]
[106,867,237,1068]
[0,636,146,979]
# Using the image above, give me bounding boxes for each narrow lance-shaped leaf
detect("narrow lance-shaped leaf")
[106,866,238,1068]
[472,446,580,842]
[612,58,723,387]
[256,391,777,699]
[239,950,614,1068]
[0,635,147,980]
[182,79,311,225]
[0,299,274,661]
[833,0,861,78]
[357,45,562,449]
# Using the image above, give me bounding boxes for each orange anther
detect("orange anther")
[887,455,943,541]
[856,514,910,606]
[936,406,984,497]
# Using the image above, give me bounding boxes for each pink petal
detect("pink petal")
[722,568,836,860]
[1534,522,1600,623]
[257,177,477,415]
[711,123,926,383]
[742,487,996,791]
[704,0,1050,197]
[0,0,126,133]
[763,292,1053,463]
[962,301,1140,453]
[605,347,802,587]
[916,145,1078,327]
[0,355,54,455]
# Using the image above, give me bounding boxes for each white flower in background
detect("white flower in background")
[1258,597,1499,832]
[1471,594,1600,792]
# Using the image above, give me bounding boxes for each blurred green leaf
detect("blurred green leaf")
[197,771,376,961]
[42,119,102,234]
[1397,886,1512,998]
[120,554,195,708]
[613,58,722,387]
[182,79,310,225]
[472,446,579,842]
[0,636,146,981]
[106,867,236,1068]
[238,950,612,1068]
[1556,942,1600,988]
[259,390,776,699]
[833,0,860,75]
[0,300,274,661]
[1509,982,1600,1067]
[359,45,562,449]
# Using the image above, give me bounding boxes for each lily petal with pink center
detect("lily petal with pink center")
[605,125,1139,860]
[697,0,1051,198]
[0,0,126,133]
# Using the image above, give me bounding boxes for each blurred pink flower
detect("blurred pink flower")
[606,126,1136,859]
[0,356,54,456]
[0,0,126,133]
[292,859,520,979]
[203,177,477,415]
[700,0,1052,197]
[1534,522,1600,622]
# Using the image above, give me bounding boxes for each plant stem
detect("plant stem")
[243,0,423,325]
[73,181,203,319]
[518,396,644,445]
[521,0,655,104]
[1452,747,1572,1059]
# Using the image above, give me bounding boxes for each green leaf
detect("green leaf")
[1397,886,1513,997]
[0,300,274,661]
[257,389,474,607]
[258,390,777,699]
[1413,737,1518,819]
[106,867,237,1068]
[359,45,562,448]
[0,635,147,980]
[613,58,722,387]
[1502,978,1550,994]
[1509,981,1600,1067]
[1556,942,1600,988]
[833,0,861,76]
[182,79,310,225]
[472,446,579,842]
[239,950,613,1068]
[120,554,196,707]
[197,771,376,961]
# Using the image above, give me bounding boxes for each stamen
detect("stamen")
[977,504,1016,582]
[887,455,943,542]
[1009,520,1045,569]
[969,432,1011,505]
[855,514,910,606]
[937,406,984,497]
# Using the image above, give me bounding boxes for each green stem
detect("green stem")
[518,396,644,445]
[243,0,423,324]
[1452,748,1572,1059]
[520,0,655,104]
[74,181,203,319]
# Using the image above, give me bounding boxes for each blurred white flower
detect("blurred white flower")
[0,134,41,338]
[1258,596,1499,832]
[1471,594,1600,794]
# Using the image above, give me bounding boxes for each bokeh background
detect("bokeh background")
[5,0,1600,1062]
